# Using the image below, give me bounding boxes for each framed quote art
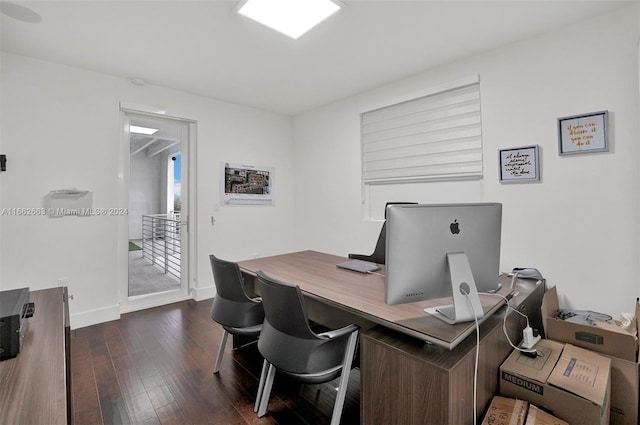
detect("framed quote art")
[499,145,540,184]
[558,110,608,156]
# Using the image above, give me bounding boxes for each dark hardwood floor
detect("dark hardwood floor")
[71,298,360,425]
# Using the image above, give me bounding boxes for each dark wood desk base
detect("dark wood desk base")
[361,281,545,425]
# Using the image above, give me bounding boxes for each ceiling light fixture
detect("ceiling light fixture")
[236,0,341,39]
[130,125,158,135]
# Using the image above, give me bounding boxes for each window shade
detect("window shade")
[361,81,483,184]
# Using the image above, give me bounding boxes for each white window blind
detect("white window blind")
[361,80,483,184]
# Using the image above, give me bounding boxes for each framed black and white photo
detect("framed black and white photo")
[558,110,608,155]
[499,145,540,183]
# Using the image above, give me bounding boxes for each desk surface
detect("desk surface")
[238,250,527,349]
[0,287,68,425]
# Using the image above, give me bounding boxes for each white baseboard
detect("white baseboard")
[71,304,120,329]
[191,285,215,301]
[70,288,215,329]
[120,293,192,315]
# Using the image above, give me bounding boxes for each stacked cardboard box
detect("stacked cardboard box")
[526,405,569,425]
[500,339,611,425]
[481,396,528,425]
[541,286,640,425]
[481,396,569,425]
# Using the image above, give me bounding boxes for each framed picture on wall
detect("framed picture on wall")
[220,162,275,206]
[498,145,540,183]
[558,110,609,156]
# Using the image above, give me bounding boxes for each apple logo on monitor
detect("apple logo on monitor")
[450,219,460,235]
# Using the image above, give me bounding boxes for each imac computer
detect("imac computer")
[385,203,502,324]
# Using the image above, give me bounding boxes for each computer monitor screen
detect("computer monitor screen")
[385,203,502,322]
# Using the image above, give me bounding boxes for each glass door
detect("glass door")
[120,110,192,312]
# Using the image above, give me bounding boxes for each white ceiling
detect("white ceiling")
[1,0,634,115]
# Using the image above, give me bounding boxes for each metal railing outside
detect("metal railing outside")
[142,213,181,280]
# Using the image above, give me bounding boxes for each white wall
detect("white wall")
[0,52,295,328]
[2,5,637,328]
[128,154,162,240]
[293,5,640,317]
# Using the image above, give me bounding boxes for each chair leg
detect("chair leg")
[254,359,269,413]
[330,330,359,425]
[213,330,229,374]
[313,384,322,404]
[257,363,276,418]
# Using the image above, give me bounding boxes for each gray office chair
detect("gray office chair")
[209,254,265,374]
[253,271,359,425]
[348,201,417,264]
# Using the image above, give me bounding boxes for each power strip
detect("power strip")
[521,326,541,349]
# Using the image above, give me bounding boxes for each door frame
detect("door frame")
[118,104,198,314]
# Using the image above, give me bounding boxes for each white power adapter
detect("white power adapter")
[521,326,541,349]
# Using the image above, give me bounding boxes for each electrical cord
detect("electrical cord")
[465,288,531,424]
[464,291,539,423]
[464,288,540,423]
[466,288,544,423]
[463,291,481,425]
[556,309,613,325]
[510,272,519,290]
[485,292,538,355]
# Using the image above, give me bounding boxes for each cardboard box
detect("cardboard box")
[541,286,639,362]
[480,396,569,425]
[602,353,640,425]
[481,396,528,425]
[541,286,640,424]
[526,404,569,425]
[500,339,611,425]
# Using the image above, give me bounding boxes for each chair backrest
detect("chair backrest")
[256,271,348,374]
[209,254,264,328]
[256,271,315,339]
[368,221,387,264]
[383,202,418,219]
[210,254,250,301]
[351,202,418,265]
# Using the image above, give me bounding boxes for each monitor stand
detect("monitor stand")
[424,252,485,325]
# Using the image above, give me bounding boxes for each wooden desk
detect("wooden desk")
[238,250,544,424]
[238,250,537,349]
[0,287,72,425]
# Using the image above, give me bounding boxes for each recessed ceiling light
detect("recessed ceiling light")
[237,0,341,39]
[130,125,158,135]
